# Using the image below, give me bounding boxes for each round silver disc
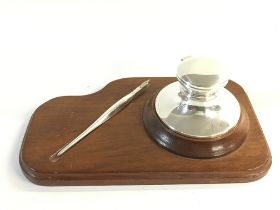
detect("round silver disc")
[155,82,240,138]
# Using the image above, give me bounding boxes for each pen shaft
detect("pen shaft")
[49,80,150,162]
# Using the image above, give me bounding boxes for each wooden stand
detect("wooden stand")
[143,93,250,159]
[19,77,271,185]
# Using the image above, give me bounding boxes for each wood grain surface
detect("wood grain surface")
[19,77,272,185]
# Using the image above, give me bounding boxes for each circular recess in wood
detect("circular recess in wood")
[143,93,250,159]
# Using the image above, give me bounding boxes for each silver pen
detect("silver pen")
[49,80,150,162]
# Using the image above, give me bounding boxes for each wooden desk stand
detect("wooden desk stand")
[19,77,271,185]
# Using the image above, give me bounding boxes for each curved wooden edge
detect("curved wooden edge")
[143,93,250,159]
[31,77,147,113]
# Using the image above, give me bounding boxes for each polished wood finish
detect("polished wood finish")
[143,93,249,159]
[19,77,271,185]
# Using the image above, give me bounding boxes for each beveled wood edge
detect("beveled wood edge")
[20,156,271,186]
[20,128,271,185]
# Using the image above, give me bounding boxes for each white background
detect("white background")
[1,0,280,209]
